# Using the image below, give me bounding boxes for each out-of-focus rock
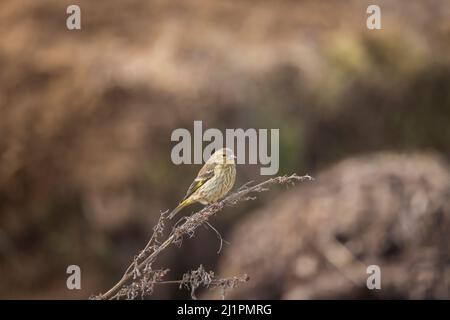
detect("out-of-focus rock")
[212,153,450,299]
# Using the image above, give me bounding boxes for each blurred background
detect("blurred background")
[0,0,449,299]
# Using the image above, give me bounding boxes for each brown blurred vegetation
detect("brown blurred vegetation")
[0,0,449,298]
[213,153,450,299]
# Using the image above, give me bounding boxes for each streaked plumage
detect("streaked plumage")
[168,148,236,219]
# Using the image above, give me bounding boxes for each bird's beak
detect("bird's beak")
[228,155,237,160]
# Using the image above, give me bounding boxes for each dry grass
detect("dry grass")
[92,174,312,300]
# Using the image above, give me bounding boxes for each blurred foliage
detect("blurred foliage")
[0,0,449,298]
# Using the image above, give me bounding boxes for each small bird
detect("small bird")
[168,148,237,219]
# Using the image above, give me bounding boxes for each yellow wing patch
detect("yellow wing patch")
[182,165,215,201]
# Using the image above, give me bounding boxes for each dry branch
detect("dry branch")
[92,173,312,300]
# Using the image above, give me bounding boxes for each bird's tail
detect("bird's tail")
[168,199,192,219]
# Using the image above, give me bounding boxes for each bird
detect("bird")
[168,148,237,219]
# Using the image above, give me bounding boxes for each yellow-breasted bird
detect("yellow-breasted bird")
[168,148,237,219]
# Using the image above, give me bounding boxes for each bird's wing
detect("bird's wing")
[182,162,215,201]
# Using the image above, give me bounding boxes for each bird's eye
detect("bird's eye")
[222,154,226,158]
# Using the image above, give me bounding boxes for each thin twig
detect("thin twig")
[93,173,312,300]
[204,221,229,254]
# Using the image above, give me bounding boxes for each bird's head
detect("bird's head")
[207,148,236,165]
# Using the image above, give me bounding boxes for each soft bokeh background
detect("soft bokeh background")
[0,0,449,299]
